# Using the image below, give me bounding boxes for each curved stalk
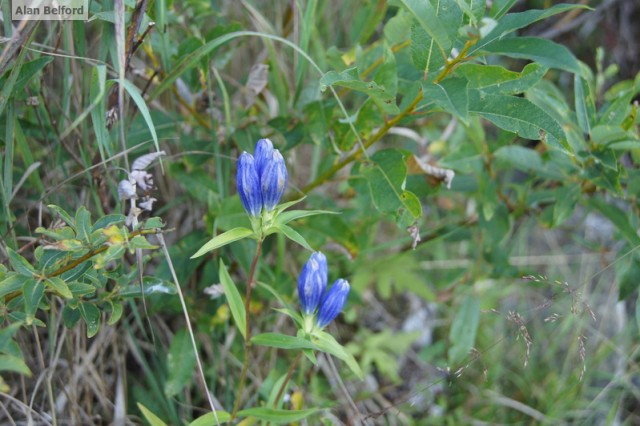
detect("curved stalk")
[231,239,263,418]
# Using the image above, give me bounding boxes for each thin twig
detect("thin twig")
[273,351,303,409]
[156,233,221,425]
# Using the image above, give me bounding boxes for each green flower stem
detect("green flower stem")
[273,351,303,409]
[231,239,263,419]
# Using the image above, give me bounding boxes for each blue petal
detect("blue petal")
[261,149,288,211]
[298,252,328,315]
[254,138,274,178]
[237,152,262,216]
[316,279,350,328]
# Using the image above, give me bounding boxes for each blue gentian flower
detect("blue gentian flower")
[261,150,288,211]
[237,152,262,217]
[254,138,274,178]
[298,252,328,315]
[316,279,350,328]
[237,139,288,216]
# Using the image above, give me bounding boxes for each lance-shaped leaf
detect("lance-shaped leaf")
[191,227,254,258]
[312,330,364,379]
[479,37,581,75]
[471,3,592,53]
[219,259,247,340]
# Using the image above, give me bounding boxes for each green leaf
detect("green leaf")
[137,403,168,426]
[62,305,81,328]
[272,308,305,329]
[360,149,422,223]
[0,354,32,376]
[449,295,480,365]
[278,224,314,251]
[68,281,97,298]
[384,8,412,44]
[553,185,580,226]
[79,302,101,338]
[274,196,306,214]
[142,216,165,229]
[7,248,35,276]
[472,4,591,53]
[44,277,73,299]
[237,407,318,423]
[410,23,445,77]
[0,57,53,94]
[47,204,75,227]
[276,209,337,226]
[191,227,254,258]
[493,146,543,173]
[164,329,197,397]
[251,333,318,350]
[121,79,162,155]
[129,235,158,250]
[35,226,76,241]
[92,214,126,232]
[107,301,124,325]
[23,279,44,326]
[574,73,595,135]
[398,0,451,54]
[455,63,547,95]
[589,198,640,247]
[219,260,247,340]
[0,273,28,299]
[480,37,581,75]
[374,43,398,98]
[312,331,364,379]
[423,77,469,122]
[74,206,92,243]
[0,323,22,353]
[188,412,232,426]
[468,91,566,151]
[319,67,399,114]
[454,0,484,23]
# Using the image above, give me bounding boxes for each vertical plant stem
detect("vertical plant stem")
[232,239,263,418]
[32,325,57,426]
[157,233,221,425]
[273,351,303,408]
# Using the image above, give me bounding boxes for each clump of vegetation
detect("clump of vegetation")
[1,0,639,424]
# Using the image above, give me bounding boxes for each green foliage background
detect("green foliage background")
[1,0,639,424]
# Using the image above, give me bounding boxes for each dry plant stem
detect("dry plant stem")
[301,92,423,194]
[32,325,57,426]
[231,240,263,419]
[301,39,477,195]
[4,228,164,304]
[273,351,303,409]
[157,233,220,425]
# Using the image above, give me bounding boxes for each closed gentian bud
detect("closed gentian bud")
[316,279,350,328]
[254,138,274,178]
[298,252,328,315]
[237,152,262,216]
[261,149,288,211]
